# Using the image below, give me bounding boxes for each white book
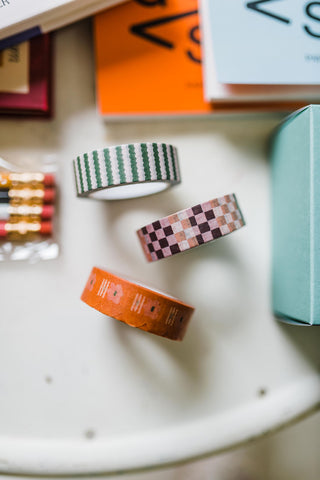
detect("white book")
[0,0,127,49]
[200,0,320,103]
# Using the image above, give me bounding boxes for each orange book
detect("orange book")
[94,0,309,118]
[95,0,213,117]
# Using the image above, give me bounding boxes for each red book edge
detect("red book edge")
[0,34,53,117]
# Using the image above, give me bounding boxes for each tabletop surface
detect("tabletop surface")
[0,20,319,477]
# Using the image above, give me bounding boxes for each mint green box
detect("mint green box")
[271,105,320,326]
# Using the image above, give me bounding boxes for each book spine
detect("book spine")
[0,26,42,51]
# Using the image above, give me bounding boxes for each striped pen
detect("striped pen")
[0,220,52,237]
[0,188,55,204]
[0,172,55,188]
[0,204,54,220]
[0,171,56,241]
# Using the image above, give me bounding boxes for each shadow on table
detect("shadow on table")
[276,320,320,372]
[99,193,251,405]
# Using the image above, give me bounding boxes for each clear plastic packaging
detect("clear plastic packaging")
[0,154,59,263]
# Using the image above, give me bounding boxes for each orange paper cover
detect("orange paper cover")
[94,0,213,116]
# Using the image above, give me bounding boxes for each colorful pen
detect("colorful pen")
[0,187,55,203]
[0,220,53,237]
[0,204,54,220]
[0,172,55,188]
[0,190,9,203]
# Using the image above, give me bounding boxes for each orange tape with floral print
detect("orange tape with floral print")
[81,267,195,341]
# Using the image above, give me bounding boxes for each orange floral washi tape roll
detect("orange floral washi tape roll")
[81,267,195,341]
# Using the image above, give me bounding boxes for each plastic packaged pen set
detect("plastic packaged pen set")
[0,155,59,262]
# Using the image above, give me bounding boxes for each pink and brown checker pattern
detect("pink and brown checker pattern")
[137,194,245,262]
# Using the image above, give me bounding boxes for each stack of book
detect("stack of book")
[0,35,52,117]
[2,0,318,118]
[94,0,320,118]
[0,0,126,117]
[201,0,320,106]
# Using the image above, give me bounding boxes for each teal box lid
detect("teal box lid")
[271,105,320,326]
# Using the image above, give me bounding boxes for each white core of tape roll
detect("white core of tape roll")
[89,181,169,200]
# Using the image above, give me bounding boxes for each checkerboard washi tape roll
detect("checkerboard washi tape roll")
[73,143,181,200]
[81,267,194,341]
[137,194,245,262]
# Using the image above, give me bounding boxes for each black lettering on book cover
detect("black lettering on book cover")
[304,2,320,38]
[246,0,320,39]
[136,0,167,6]
[186,25,201,63]
[246,0,290,24]
[130,4,200,63]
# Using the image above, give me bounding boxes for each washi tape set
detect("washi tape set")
[74,142,245,341]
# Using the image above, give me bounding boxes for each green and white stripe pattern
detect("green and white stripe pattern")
[73,143,181,199]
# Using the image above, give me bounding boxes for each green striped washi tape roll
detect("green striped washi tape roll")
[73,143,181,200]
